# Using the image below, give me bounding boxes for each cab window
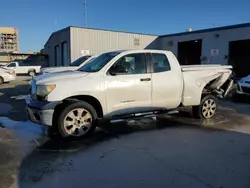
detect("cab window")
[7,63,16,67]
[151,53,171,73]
[109,53,147,75]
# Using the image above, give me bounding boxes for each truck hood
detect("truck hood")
[41,66,77,73]
[34,70,88,84]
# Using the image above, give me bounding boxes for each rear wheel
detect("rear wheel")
[57,101,98,138]
[28,70,35,76]
[0,77,3,85]
[192,95,217,119]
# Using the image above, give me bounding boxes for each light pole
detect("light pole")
[84,0,87,27]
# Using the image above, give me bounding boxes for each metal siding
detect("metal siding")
[159,27,250,65]
[44,29,70,67]
[70,27,158,61]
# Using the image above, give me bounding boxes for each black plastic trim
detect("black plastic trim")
[27,100,62,110]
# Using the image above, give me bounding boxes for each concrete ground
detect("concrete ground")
[1,76,250,188]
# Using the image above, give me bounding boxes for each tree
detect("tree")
[37,49,44,54]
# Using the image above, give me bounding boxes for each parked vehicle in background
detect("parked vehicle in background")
[236,75,250,96]
[0,67,16,85]
[3,61,41,76]
[40,55,94,74]
[26,50,233,138]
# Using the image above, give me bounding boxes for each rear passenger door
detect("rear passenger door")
[150,53,182,109]
[17,61,28,74]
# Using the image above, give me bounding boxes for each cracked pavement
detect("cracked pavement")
[1,77,250,188]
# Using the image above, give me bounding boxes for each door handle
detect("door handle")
[140,78,151,82]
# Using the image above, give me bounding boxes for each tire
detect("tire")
[192,95,217,119]
[57,101,98,138]
[28,70,35,76]
[0,77,4,85]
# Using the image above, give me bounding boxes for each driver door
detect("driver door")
[104,53,152,117]
[6,62,19,72]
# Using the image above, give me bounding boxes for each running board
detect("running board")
[110,110,179,123]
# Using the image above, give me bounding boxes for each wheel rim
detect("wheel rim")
[63,108,92,137]
[202,99,216,118]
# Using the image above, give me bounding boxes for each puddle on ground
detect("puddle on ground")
[10,95,28,100]
[0,117,46,142]
[0,103,12,114]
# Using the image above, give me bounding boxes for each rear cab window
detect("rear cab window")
[151,53,171,73]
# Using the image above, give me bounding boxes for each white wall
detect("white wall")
[70,27,158,61]
[159,27,250,65]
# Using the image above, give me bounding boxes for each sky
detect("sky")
[1,0,250,52]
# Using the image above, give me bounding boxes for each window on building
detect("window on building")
[134,38,140,46]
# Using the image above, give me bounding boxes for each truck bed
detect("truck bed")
[181,64,232,72]
[180,64,232,106]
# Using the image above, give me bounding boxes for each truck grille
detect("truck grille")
[241,86,250,94]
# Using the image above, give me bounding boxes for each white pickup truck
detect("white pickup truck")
[26,50,233,138]
[4,61,41,76]
[40,55,94,74]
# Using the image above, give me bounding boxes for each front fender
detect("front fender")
[48,90,107,115]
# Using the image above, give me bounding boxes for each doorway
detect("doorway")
[178,39,202,65]
[228,39,250,78]
[54,45,60,66]
[61,42,68,66]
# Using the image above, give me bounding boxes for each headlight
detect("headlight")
[36,85,56,98]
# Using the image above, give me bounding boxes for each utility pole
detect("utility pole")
[84,0,87,27]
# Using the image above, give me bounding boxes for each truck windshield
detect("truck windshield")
[78,52,120,72]
[70,56,91,66]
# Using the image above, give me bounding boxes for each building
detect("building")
[0,52,48,67]
[0,27,19,53]
[158,23,250,77]
[44,27,159,67]
[44,23,250,77]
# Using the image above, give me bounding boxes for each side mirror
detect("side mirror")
[109,65,127,76]
[109,70,116,76]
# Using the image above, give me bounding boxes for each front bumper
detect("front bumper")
[26,97,62,126]
[236,83,250,96]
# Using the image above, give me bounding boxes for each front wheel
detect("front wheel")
[0,77,4,85]
[192,95,217,119]
[57,101,98,138]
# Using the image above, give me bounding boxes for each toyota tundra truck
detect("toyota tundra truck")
[26,50,233,138]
